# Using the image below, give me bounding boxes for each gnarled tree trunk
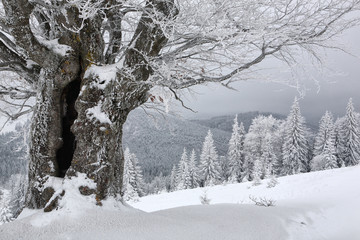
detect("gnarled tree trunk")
[6,0,179,210]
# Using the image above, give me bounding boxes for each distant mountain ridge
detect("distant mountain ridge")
[191,111,287,132]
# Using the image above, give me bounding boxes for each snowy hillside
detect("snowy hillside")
[1,166,359,240]
[131,165,360,239]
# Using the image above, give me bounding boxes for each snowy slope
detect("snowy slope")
[1,166,359,240]
[132,165,360,239]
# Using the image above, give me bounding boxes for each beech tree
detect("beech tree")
[243,115,280,180]
[0,0,359,210]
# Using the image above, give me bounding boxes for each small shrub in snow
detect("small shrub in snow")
[200,190,211,205]
[266,176,279,188]
[249,195,276,207]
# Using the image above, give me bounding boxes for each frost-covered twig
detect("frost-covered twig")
[249,195,276,207]
[200,189,211,205]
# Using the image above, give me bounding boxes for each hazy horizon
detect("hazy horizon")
[181,24,360,124]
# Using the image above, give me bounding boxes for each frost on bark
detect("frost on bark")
[1,0,178,209]
[0,0,359,210]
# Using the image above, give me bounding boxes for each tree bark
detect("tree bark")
[2,0,179,210]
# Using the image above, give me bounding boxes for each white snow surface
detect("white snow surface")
[1,166,360,240]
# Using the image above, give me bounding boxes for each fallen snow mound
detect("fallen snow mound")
[1,166,360,240]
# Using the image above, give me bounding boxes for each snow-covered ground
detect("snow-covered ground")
[1,166,360,240]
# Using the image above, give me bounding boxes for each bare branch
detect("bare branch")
[169,87,196,113]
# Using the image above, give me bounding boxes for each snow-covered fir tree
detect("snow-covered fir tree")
[199,130,221,186]
[322,136,338,170]
[282,97,309,175]
[340,98,360,166]
[0,124,28,185]
[334,117,346,167]
[0,174,27,225]
[311,111,337,170]
[228,115,246,183]
[144,173,167,195]
[132,153,145,197]
[314,111,335,156]
[123,148,139,201]
[169,165,178,192]
[122,148,145,201]
[188,149,199,188]
[177,148,192,190]
[219,156,229,183]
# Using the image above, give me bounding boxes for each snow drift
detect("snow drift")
[1,165,360,240]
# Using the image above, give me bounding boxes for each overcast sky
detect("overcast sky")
[181,24,360,124]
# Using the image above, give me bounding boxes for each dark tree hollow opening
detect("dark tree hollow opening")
[56,78,81,178]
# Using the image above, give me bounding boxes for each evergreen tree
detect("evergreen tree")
[131,152,145,197]
[188,149,199,188]
[122,148,145,201]
[322,136,338,169]
[199,130,221,186]
[0,123,28,185]
[169,165,178,191]
[122,148,139,201]
[311,111,337,170]
[282,97,309,175]
[219,156,229,183]
[0,174,27,224]
[334,117,346,167]
[314,111,335,156]
[144,173,167,195]
[341,98,360,166]
[228,115,246,183]
[177,148,191,190]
